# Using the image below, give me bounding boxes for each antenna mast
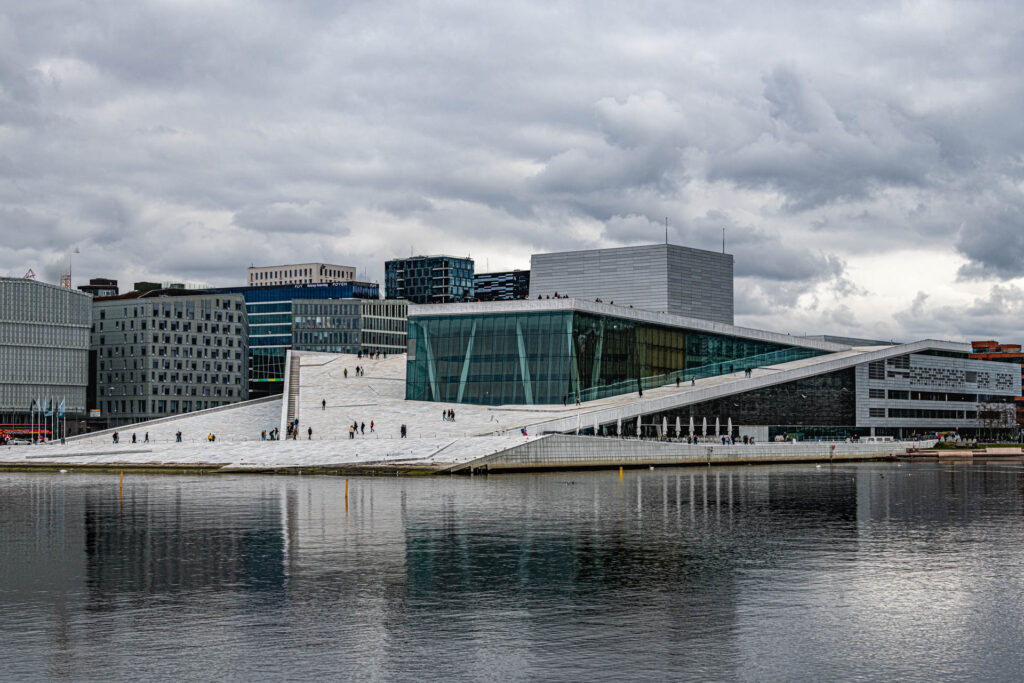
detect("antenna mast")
[665,217,668,245]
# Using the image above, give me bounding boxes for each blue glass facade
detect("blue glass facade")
[406,310,825,405]
[208,282,380,397]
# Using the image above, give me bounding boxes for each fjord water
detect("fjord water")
[3,463,1024,681]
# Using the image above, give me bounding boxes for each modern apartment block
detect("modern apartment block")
[0,278,92,432]
[529,244,734,324]
[384,255,474,304]
[292,299,409,355]
[474,270,531,301]
[247,263,357,287]
[208,281,381,397]
[90,291,249,427]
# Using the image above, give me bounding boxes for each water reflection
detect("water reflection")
[1,463,1024,681]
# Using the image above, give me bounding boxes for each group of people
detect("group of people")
[348,420,374,439]
[261,428,281,440]
[357,350,386,360]
[109,431,183,443]
[345,366,367,379]
[286,418,301,440]
[207,433,217,442]
[442,409,456,422]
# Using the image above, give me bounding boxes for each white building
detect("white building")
[247,263,357,287]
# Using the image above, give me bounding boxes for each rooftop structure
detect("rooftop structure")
[292,298,408,355]
[77,278,119,298]
[385,255,474,304]
[247,263,357,287]
[530,243,734,324]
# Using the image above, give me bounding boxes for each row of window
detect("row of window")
[101,398,232,415]
[869,408,979,420]
[868,388,978,402]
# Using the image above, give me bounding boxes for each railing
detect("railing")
[576,347,825,403]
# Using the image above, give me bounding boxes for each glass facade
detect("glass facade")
[208,282,381,398]
[406,310,824,405]
[0,278,92,420]
[385,256,474,304]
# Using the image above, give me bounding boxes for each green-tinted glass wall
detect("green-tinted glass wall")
[406,311,807,406]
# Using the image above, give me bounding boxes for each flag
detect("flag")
[44,399,53,417]
[58,399,65,418]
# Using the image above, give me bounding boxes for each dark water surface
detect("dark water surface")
[3,462,1024,681]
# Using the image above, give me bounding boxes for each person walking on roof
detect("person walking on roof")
[308,426,312,440]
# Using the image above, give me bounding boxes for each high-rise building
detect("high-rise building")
[78,278,119,298]
[0,278,91,437]
[385,255,474,304]
[474,270,530,301]
[247,263,357,287]
[530,244,734,324]
[90,291,249,427]
[207,281,381,397]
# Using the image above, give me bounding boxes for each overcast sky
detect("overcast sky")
[1,0,1022,342]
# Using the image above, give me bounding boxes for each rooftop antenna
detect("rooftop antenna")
[722,227,726,254]
[665,217,668,245]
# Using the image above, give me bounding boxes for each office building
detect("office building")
[385,255,474,304]
[970,340,1024,426]
[405,299,1020,439]
[530,244,734,324]
[247,263,357,287]
[292,299,408,355]
[0,278,91,435]
[474,270,530,301]
[78,278,119,298]
[91,291,249,427]
[208,281,381,397]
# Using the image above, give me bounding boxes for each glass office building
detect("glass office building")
[208,282,380,397]
[293,299,408,355]
[385,255,474,304]
[406,303,828,405]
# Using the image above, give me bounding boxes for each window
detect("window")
[869,408,885,418]
[868,388,885,399]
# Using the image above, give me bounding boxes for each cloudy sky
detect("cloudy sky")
[1,0,1022,341]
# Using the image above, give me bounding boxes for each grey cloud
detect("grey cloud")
[893,285,1024,341]
[956,201,1024,280]
[0,0,1021,342]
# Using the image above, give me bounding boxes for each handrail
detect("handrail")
[576,347,825,402]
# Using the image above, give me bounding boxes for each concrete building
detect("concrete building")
[247,263,357,287]
[529,244,734,324]
[474,270,530,301]
[208,281,381,397]
[0,278,92,436]
[385,255,474,304]
[91,291,249,427]
[292,299,408,355]
[77,278,119,298]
